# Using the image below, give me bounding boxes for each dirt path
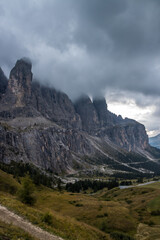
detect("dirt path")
[0,204,64,240]
[136,223,160,240]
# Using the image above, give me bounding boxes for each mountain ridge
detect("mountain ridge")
[0,58,160,176]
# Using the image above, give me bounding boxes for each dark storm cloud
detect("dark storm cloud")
[1,0,160,133]
[0,30,28,67]
[73,0,160,57]
[69,0,160,98]
[1,0,160,99]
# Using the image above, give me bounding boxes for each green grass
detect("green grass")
[0,220,36,240]
[0,191,110,240]
[140,181,160,189]
[148,195,160,212]
[0,169,20,194]
[1,169,160,240]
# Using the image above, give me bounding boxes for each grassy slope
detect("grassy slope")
[0,220,36,240]
[0,170,110,240]
[0,169,160,239]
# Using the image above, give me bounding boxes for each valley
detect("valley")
[0,58,160,239]
[0,59,160,178]
[1,1,160,240]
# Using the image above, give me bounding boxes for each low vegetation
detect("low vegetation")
[0,166,160,239]
[41,212,53,225]
[0,219,35,240]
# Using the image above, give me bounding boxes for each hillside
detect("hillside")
[0,169,160,239]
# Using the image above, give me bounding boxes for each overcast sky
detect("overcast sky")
[0,0,160,136]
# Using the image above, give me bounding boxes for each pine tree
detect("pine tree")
[18,174,35,205]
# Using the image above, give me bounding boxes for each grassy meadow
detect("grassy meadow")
[0,169,160,240]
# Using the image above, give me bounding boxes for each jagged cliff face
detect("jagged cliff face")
[0,122,94,173]
[31,82,82,129]
[93,98,110,127]
[75,95,99,134]
[0,68,8,98]
[7,59,32,107]
[0,59,159,175]
[105,123,148,151]
[75,96,148,151]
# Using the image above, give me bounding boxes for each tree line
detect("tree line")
[0,161,53,188]
[65,179,119,193]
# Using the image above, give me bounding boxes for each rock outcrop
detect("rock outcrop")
[75,96,148,151]
[93,97,116,127]
[0,58,159,176]
[0,68,8,98]
[31,82,82,129]
[7,58,32,107]
[105,123,148,151]
[75,95,99,134]
[0,122,93,173]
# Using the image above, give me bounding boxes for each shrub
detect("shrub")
[148,220,154,226]
[96,214,104,218]
[104,212,108,217]
[141,191,148,194]
[100,221,108,232]
[126,199,132,204]
[41,212,53,225]
[75,203,83,207]
[110,231,135,240]
[151,210,160,216]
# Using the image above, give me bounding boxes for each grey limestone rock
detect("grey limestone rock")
[0,59,159,175]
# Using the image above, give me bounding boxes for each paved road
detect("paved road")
[0,204,64,240]
[119,180,159,189]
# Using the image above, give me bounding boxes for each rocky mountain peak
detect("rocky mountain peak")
[7,58,32,107]
[75,95,99,133]
[10,58,32,80]
[93,97,108,109]
[93,97,108,127]
[0,58,158,176]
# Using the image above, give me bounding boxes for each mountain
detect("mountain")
[0,58,160,177]
[149,134,160,149]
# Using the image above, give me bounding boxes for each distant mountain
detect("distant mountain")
[0,58,160,177]
[149,134,160,149]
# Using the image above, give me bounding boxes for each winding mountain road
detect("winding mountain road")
[0,204,64,240]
